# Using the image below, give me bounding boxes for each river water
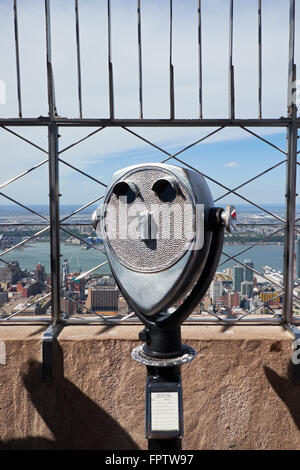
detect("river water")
[1,241,285,276]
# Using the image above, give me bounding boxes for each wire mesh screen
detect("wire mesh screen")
[0,0,299,327]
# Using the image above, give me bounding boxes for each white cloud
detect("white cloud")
[224,161,238,167]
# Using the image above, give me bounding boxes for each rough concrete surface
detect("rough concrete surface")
[0,324,299,450]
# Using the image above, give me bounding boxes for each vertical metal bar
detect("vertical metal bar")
[137,0,143,119]
[229,0,235,119]
[45,0,56,117]
[258,0,262,118]
[45,0,61,326]
[75,0,83,118]
[169,0,175,119]
[283,0,297,325]
[107,0,114,119]
[198,0,203,119]
[13,0,22,117]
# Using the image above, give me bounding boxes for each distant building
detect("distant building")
[12,302,42,316]
[209,280,223,303]
[0,261,22,284]
[244,259,254,282]
[16,280,41,298]
[259,291,281,305]
[241,281,253,298]
[118,296,129,315]
[233,265,244,292]
[62,259,70,285]
[225,291,240,308]
[61,298,75,316]
[86,276,120,312]
[34,263,46,284]
[0,291,8,306]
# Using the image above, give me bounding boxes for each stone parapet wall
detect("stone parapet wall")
[0,324,298,450]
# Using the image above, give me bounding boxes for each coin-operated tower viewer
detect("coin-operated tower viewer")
[92,163,236,450]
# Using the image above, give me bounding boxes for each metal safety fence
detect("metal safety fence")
[0,0,299,330]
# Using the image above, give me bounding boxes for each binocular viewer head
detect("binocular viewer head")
[92,163,236,326]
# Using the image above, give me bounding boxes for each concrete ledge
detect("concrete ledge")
[0,324,299,450]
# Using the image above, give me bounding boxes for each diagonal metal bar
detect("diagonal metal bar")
[218,225,285,268]
[58,126,106,154]
[237,291,285,321]
[122,126,285,222]
[0,255,51,291]
[74,261,109,280]
[0,192,49,222]
[4,292,52,321]
[0,158,48,191]
[59,158,107,188]
[169,155,286,223]
[0,126,48,154]
[214,158,287,203]
[0,226,50,258]
[222,251,296,297]
[241,127,287,155]
[59,195,104,223]
[123,126,225,159]
[60,226,104,251]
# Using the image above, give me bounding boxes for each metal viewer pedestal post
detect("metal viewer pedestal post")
[132,323,196,450]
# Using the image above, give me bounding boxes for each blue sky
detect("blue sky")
[0,0,299,207]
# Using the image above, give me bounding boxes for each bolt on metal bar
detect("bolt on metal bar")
[258,0,262,118]
[229,0,235,119]
[13,0,22,118]
[107,0,114,119]
[198,0,203,118]
[169,0,175,119]
[75,0,83,118]
[137,0,143,119]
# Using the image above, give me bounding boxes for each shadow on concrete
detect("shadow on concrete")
[264,364,300,431]
[0,343,139,450]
